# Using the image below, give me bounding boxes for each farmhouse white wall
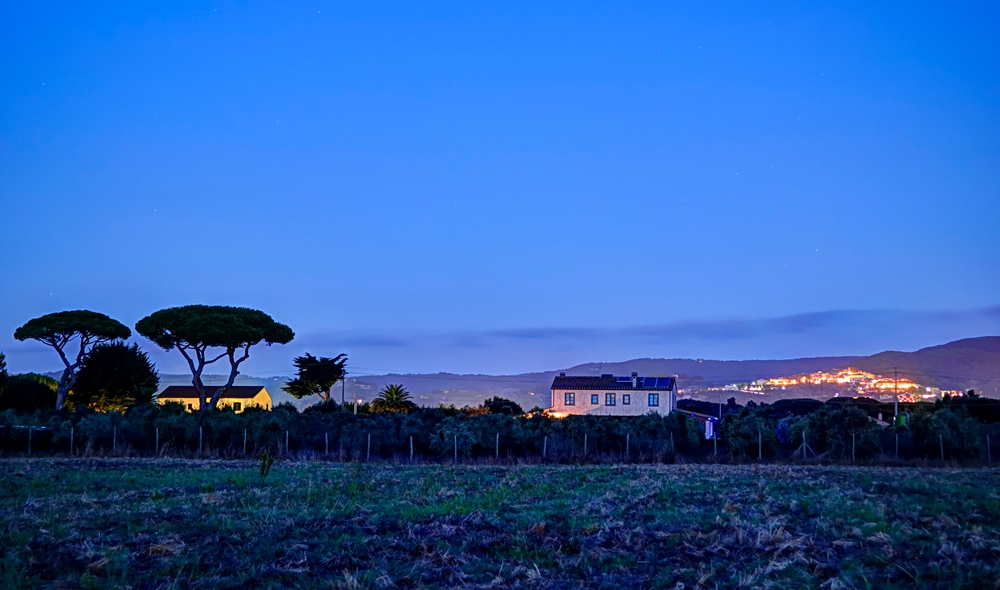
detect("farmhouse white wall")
[549,388,675,416]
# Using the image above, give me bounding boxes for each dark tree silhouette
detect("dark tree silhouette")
[482,396,524,415]
[0,373,57,413]
[71,342,160,412]
[283,353,347,403]
[14,310,131,410]
[136,305,294,412]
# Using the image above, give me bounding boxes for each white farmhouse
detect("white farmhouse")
[549,372,677,417]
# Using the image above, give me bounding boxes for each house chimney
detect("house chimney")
[631,372,638,388]
[559,372,566,377]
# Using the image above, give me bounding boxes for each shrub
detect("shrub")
[722,406,777,459]
[0,374,57,413]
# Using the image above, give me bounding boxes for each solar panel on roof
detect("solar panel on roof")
[617,376,631,382]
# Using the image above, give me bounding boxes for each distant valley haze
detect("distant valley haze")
[6,306,1000,379]
[138,335,1000,411]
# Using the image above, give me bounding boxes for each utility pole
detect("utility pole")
[341,372,346,405]
[719,393,723,419]
[894,367,899,418]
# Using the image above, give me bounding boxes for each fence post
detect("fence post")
[366,433,371,462]
[155,427,159,456]
[285,431,290,455]
[113,426,117,452]
[199,427,203,455]
[757,430,762,461]
[626,432,630,461]
[28,426,32,457]
[543,436,547,460]
[583,433,588,458]
[939,434,944,461]
[988,434,992,464]
[895,433,899,459]
[70,425,74,457]
[410,435,414,462]
[453,434,457,464]
[852,432,856,462]
[495,433,499,461]
[325,432,329,456]
[243,429,247,455]
[713,435,717,458]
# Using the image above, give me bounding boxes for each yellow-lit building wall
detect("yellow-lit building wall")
[158,389,272,413]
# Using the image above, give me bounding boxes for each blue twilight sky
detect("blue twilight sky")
[1,1,999,376]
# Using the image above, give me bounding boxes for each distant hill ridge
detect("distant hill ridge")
[852,336,999,394]
[50,336,1000,408]
[347,337,1000,405]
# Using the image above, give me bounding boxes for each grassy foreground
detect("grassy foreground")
[1,460,998,589]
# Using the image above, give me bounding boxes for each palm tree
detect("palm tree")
[371,384,417,413]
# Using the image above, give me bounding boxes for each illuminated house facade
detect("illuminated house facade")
[158,386,272,413]
[549,372,677,417]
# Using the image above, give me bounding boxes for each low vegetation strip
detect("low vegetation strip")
[2,460,999,588]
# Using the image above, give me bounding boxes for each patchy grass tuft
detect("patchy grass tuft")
[0,459,998,588]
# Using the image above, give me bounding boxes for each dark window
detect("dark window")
[565,392,575,406]
[187,403,193,411]
[605,393,616,406]
[591,394,599,405]
[648,393,660,407]
[622,394,631,405]
[234,402,242,412]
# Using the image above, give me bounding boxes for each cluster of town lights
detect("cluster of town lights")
[714,367,961,401]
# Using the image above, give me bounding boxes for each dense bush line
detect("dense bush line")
[1,395,998,464]
[0,402,704,462]
[722,395,1000,462]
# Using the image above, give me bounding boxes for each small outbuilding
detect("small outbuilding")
[158,386,272,413]
[549,372,677,417]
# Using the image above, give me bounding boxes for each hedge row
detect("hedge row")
[2,397,998,464]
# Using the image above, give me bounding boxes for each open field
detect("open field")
[1,460,999,588]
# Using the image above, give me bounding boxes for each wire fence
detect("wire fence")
[1,419,996,466]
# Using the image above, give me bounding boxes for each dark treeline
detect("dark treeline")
[3,307,999,464]
[2,394,999,464]
[0,401,702,462]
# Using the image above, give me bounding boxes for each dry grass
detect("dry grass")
[1,459,998,588]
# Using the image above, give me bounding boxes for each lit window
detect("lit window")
[565,392,575,405]
[605,393,616,406]
[234,402,242,412]
[591,394,599,405]
[648,393,659,406]
[623,394,631,405]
